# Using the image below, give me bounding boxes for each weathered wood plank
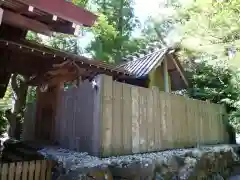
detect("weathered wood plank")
[101,75,113,157]
[22,161,29,180]
[46,161,53,180]
[34,160,41,180]
[139,87,147,152]
[15,162,22,180]
[112,81,123,155]
[1,163,8,180]
[146,88,154,151]
[131,86,140,154]
[28,161,35,180]
[152,87,161,151]
[122,83,132,154]
[165,93,173,148]
[40,160,47,180]
[8,163,15,180]
[159,92,168,150]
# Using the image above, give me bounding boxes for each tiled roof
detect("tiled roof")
[115,48,168,78]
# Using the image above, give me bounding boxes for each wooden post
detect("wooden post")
[163,58,170,93]
[0,8,3,25]
[35,84,61,142]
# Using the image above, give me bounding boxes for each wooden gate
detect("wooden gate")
[0,160,53,180]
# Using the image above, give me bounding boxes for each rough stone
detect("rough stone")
[38,145,240,180]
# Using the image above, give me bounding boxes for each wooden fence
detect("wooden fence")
[100,75,228,156]
[54,77,102,156]
[23,74,229,157]
[0,160,53,180]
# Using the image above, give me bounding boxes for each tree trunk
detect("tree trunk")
[6,74,28,140]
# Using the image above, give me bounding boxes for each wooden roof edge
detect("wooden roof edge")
[0,39,131,75]
[17,0,97,27]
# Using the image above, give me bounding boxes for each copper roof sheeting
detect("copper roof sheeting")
[116,48,168,78]
[115,48,188,90]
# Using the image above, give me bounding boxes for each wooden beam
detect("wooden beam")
[44,73,77,86]
[18,0,97,27]
[2,10,52,36]
[169,55,189,87]
[163,58,170,93]
[0,8,3,25]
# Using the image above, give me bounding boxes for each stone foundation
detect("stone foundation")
[38,145,240,180]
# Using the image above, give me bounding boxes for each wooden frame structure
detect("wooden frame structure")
[23,74,228,157]
[0,0,97,35]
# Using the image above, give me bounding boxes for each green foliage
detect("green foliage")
[186,56,240,108]
[26,86,36,104]
[0,86,12,111]
[0,110,8,137]
[87,0,147,63]
[48,34,83,55]
[176,0,240,67]
[26,31,43,43]
[184,54,240,132]
[144,0,240,132]
[72,0,88,7]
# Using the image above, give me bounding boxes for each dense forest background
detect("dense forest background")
[1,0,240,138]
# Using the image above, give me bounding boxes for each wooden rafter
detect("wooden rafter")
[168,54,189,87]
[2,10,52,36]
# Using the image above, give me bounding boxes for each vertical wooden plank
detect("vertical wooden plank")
[0,8,4,25]
[46,161,53,180]
[218,105,222,143]
[189,99,196,146]
[75,84,83,152]
[8,163,16,180]
[138,87,147,152]
[194,100,199,146]
[159,92,168,150]
[216,105,222,143]
[195,100,200,146]
[170,94,178,148]
[22,161,29,180]
[202,102,208,145]
[165,92,173,148]
[211,104,217,144]
[71,87,77,151]
[207,101,213,144]
[122,83,132,155]
[198,101,204,145]
[112,81,123,155]
[131,86,140,154]
[40,160,47,180]
[172,95,183,147]
[181,97,188,147]
[219,105,225,143]
[146,88,154,151]
[101,75,113,157]
[28,161,35,180]
[184,98,188,147]
[186,98,194,147]
[1,163,8,180]
[213,104,220,144]
[34,161,41,180]
[15,162,23,180]
[152,87,161,151]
